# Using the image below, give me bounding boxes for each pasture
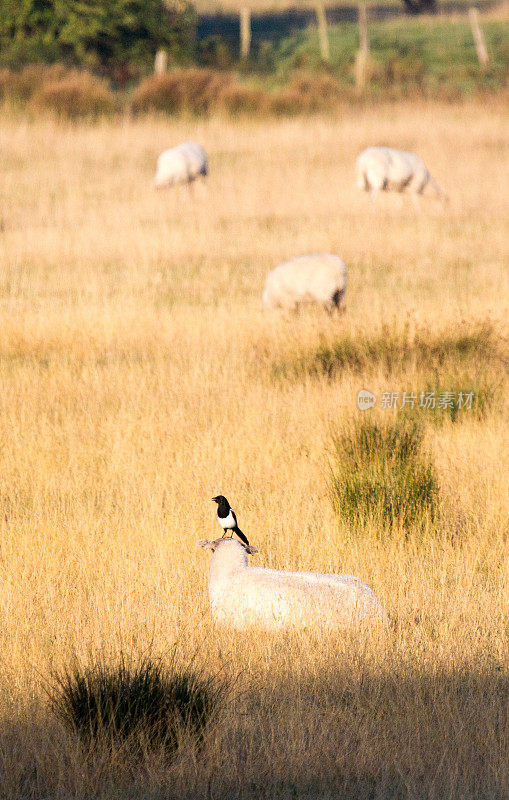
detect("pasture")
[0,102,507,799]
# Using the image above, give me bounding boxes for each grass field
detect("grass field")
[263,16,508,92]
[0,102,507,799]
[199,9,508,92]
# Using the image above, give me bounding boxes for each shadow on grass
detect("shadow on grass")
[0,660,506,799]
[215,660,509,800]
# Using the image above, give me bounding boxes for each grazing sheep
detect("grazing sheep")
[262,253,347,313]
[198,538,386,630]
[154,141,208,188]
[356,146,445,198]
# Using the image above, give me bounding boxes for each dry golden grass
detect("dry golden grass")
[0,102,507,799]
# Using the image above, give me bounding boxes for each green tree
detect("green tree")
[0,0,197,80]
[0,0,62,63]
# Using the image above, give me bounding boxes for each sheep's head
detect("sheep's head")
[197,538,259,556]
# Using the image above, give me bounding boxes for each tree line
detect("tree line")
[0,0,197,83]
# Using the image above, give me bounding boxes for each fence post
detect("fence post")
[468,7,489,68]
[355,2,370,91]
[154,48,168,75]
[240,6,252,59]
[359,2,369,55]
[315,2,330,63]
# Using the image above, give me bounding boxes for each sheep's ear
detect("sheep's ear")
[245,545,259,556]
[197,539,215,550]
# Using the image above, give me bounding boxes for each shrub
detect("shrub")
[269,72,344,115]
[269,87,307,116]
[0,64,69,103]
[219,82,268,115]
[130,68,231,114]
[30,72,118,118]
[330,417,439,533]
[49,655,225,752]
[0,68,12,100]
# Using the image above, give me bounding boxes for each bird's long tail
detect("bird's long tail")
[234,526,249,546]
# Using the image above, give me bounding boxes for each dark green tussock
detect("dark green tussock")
[273,323,503,381]
[399,377,500,425]
[49,656,225,752]
[330,417,439,533]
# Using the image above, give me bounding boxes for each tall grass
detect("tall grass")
[30,72,119,119]
[330,417,439,533]
[0,105,506,799]
[49,655,225,752]
[271,322,503,379]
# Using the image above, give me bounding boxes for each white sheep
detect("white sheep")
[262,253,347,313]
[154,141,208,188]
[356,146,446,199]
[198,538,386,630]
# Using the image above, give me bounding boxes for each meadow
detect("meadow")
[0,101,507,799]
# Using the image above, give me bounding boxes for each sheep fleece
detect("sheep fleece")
[262,253,347,311]
[203,539,385,630]
[155,141,207,187]
[356,146,440,195]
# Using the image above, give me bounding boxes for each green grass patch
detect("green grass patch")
[267,18,509,96]
[272,322,503,381]
[330,417,439,533]
[398,376,500,424]
[49,655,225,753]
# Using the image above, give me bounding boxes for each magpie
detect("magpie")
[212,495,249,545]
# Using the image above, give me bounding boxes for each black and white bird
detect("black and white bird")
[212,495,249,545]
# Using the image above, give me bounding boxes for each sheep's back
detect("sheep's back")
[358,147,429,192]
[209,566,385,630]
[177,141,208,176]
[262,254,347,309]
[155,141,207,186]
[155,148,189,186]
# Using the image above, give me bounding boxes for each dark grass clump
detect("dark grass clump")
[30,72,118,119]
[400,377,500,425]
[273,323,503,381]
[330,417,439,533]
[0,64,69,104]
[49,655,225,753]
[130,69,232,114]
